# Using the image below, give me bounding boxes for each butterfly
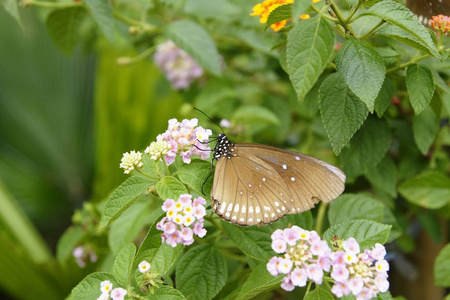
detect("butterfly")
[209,133,346,226]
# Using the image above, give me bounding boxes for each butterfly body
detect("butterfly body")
[210,134,346,226]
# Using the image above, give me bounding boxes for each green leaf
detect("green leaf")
[71,272,117,300]
[266,4,291,27]
[0,0,22,28]
[328,193,385,225]
[153,286,187,300]
[45,7,86,55]
[319,73,369,155]
[335,38,386,111]
[363,0,439,58]
[366,156,398,198]
[165,20,222,76]
[304,286,334,300]
[291,0,311,21]
[236,263,282,300]
[398,170,450,209]
[375,23,434,56]
[343,117,391,180]
[418,210,442,244]
[176,244,227,300]
[99,176,151,228]
[374,77,395,117]
[156,176,188,200]
[135,215,184,276]
[221,212,313,260]
[108,200,152,254]
[56,226,85,263]
[176,160,212,197]
[83,0,114,42]
[184,0,239,21]
[434,243,450,287]
[413,105,439,154]
[406,64,435,114]
[232,105,280,125]
[323,220,391,250]
[287,15,335,101]
[113,243,136,286]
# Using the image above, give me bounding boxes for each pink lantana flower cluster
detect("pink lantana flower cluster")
[72,245,97,268]
[266,227,332,291]
[154,40,204,90]
[151,118,212,165]
[267,227,390,299]
[157,194,207,247]
[330,239,389,299]
[97,280,127,300]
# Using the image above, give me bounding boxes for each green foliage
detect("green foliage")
[406,64,435,114]
[46,7,86,55]
[3,0,450,299]
[175,244,227,300]
[434,243,450,287]
[319,72,369,155]
[399,171,450,209]
[335,38,386,111]
[287,15,335,101]
[324,220,391,250]
[165,20,222,76]
[99,176,151,228]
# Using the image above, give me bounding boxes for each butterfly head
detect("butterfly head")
[213,134,235,160]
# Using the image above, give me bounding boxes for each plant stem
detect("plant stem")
[310,3,339,23]
[345,1,360,23]
[161,157,171,176]
[387,53,430,73]
[305,281,313,295]
[117,46,156,66]
[359,20,385,40]
[23,0,82,8]
[315,202,328,235]
[112,11,159,33]
[329,1,356,36]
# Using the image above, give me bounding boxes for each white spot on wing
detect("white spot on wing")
[220,202,226,213]
[242,205,246,213]
[248,218,253,222]
[282,164,287,170]
[256,206,261,213]
[240,218,244,222]
[295,156,300,160]
[249,206,254,213]
[232,216,237,220]
[234,204,240,213]
[248,184,252,187]
[262,178,266,182]
[271,213,275,217]
[291,177,295,182]
[275,201,280,207]
[227,203,233,212]
[225,212,230,217]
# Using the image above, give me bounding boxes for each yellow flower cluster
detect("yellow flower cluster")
[250,0,318,31]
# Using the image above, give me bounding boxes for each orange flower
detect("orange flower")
[271,20,288,31]
[430,14,450,34]
[250,0,294,25]
[300,14,310,20]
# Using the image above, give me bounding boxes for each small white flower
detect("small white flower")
[298,229,310,240]
[183,204,194,215]
[375,259,389,273]
[145,139,171,160]
[138,260,151,273]
[119,151,143,174]
[173,214,184,225]
[277,258,293,274]
[110,287,127,300]
[100,280,113,294]
[183,215,195,226]
[344,252,358,264]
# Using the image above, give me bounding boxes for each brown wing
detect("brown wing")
[211,143,345,226]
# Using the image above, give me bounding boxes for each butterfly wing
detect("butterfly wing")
[211,143,345,226]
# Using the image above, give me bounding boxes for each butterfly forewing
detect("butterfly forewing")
[211,138,345,226]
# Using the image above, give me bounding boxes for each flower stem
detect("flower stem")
[359,20,385,40]
[116,46,156,66]
[112,11,159,33]
[305,281,313,294]
[315,202,328,235]
[387,53,430,73]
[330,0,356,37]
[23,0,82,8]
[161,157,171,176]
[136,169,159,181]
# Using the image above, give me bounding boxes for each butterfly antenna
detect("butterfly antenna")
[193,107,225,133]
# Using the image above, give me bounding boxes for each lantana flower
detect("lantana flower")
[154,40,204,90]
[430,15,450,34]
[72,245,97,268]
[266,226,332,291]
[119,151,143,174]
[149,118,213,165]
[138,260,151,273]
[250,0,311,31]
[110,288,127,300]
[329,238,389,300]
[157,194,207,247]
